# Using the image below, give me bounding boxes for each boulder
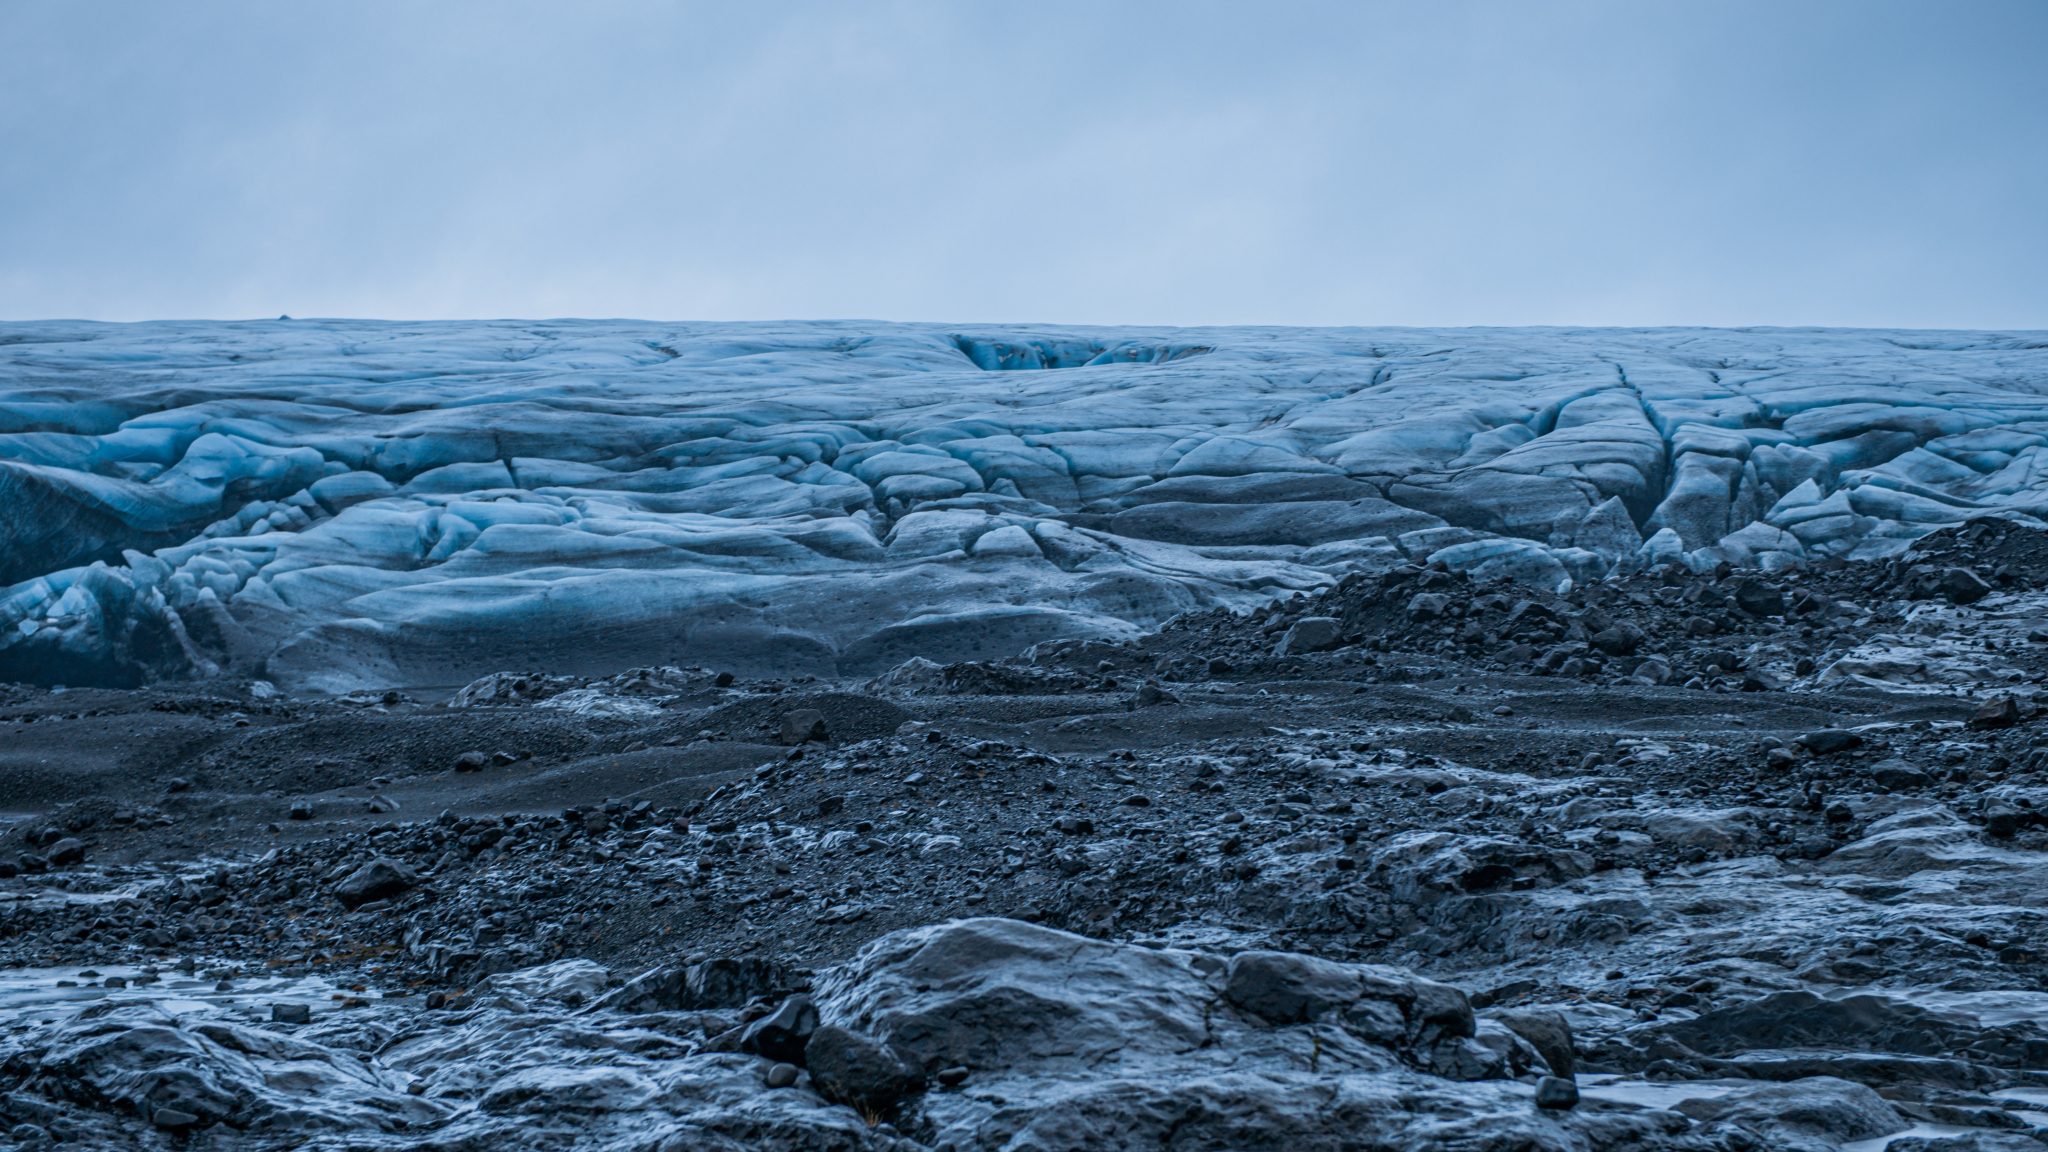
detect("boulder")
[1673,1076,1904,1146]
[596,955,794,1014]
[332,858,418,910]
[1275,617,1343,656]
[1368,833,1594,905]
[1733,579,1786,617]
[43,837,85,866]
[803,1025,923,1114]
[1969,695,2022,730]
[1939,567,1993,605]
[742,994,819,1065]
[1590,624,1645,657]
[474,958,613,1007]
[1223,951,1474,1047]
[1133,680,1179,707]
[29,1009,445,1133]
[1797,729,1863,756]
[812,918,1214,1074]
[780,708,829,745]
[1407,593,1452,620]
[1486,1008,1575,1077]
[1870,759,1932,789]
[1534,1075,1579,1109]
[1651,990,1990,1061]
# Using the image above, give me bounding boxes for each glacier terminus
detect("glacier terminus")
[2,319,2044,693]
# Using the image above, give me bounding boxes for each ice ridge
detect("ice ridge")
[1,319,2044,691]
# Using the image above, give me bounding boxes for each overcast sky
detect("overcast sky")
[2,0,2043,329]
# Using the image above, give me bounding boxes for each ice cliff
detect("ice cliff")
[1,320,2043,691]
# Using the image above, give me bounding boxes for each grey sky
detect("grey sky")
[2,0,2043,328]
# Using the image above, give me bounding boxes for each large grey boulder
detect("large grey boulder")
[1368,832,1595,904]
[1274,616,1343,656]
[1674,1076,1904,1150]
[812,917,1214,1075]
[332,858,418,910]
[29,1006,445,1135]
[591,955,794,1013]
[1222,950,1473,1047]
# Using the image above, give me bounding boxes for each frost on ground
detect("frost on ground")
[3,321,2045,691]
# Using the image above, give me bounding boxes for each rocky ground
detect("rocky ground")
[9,525,2048,1149]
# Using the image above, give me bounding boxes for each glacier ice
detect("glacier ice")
[1,319,2044,692]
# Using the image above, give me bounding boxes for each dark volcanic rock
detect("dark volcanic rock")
[804,1025,923,1114]
[332,857,418,910]
[779,709,828,745]
[740,994,819,1065]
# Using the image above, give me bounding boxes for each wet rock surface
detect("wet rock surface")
[10,527,2048,1146]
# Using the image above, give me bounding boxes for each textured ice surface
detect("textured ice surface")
[2,320,2044,691]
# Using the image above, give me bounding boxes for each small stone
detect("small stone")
[153,1108,200,1129]
[43,838,85,866]
[1534,1075,1579,1110]
[288,800,314,820]
[715,671,736,687]
[937,1066,970,1087]
[272,1002,312,1024]
[1207,658,1234,675]
[765,1062,800,1089]
[165,777,191,792]
[1492,705,1513,717]
[453,751,489,773]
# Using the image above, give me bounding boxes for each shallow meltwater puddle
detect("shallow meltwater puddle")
[0,961,391,1029]
[1578,1077,1746,1109]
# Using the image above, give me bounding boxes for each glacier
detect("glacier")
[1,319,2044,693]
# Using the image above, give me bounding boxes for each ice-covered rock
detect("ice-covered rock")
[3,320,2045,689]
